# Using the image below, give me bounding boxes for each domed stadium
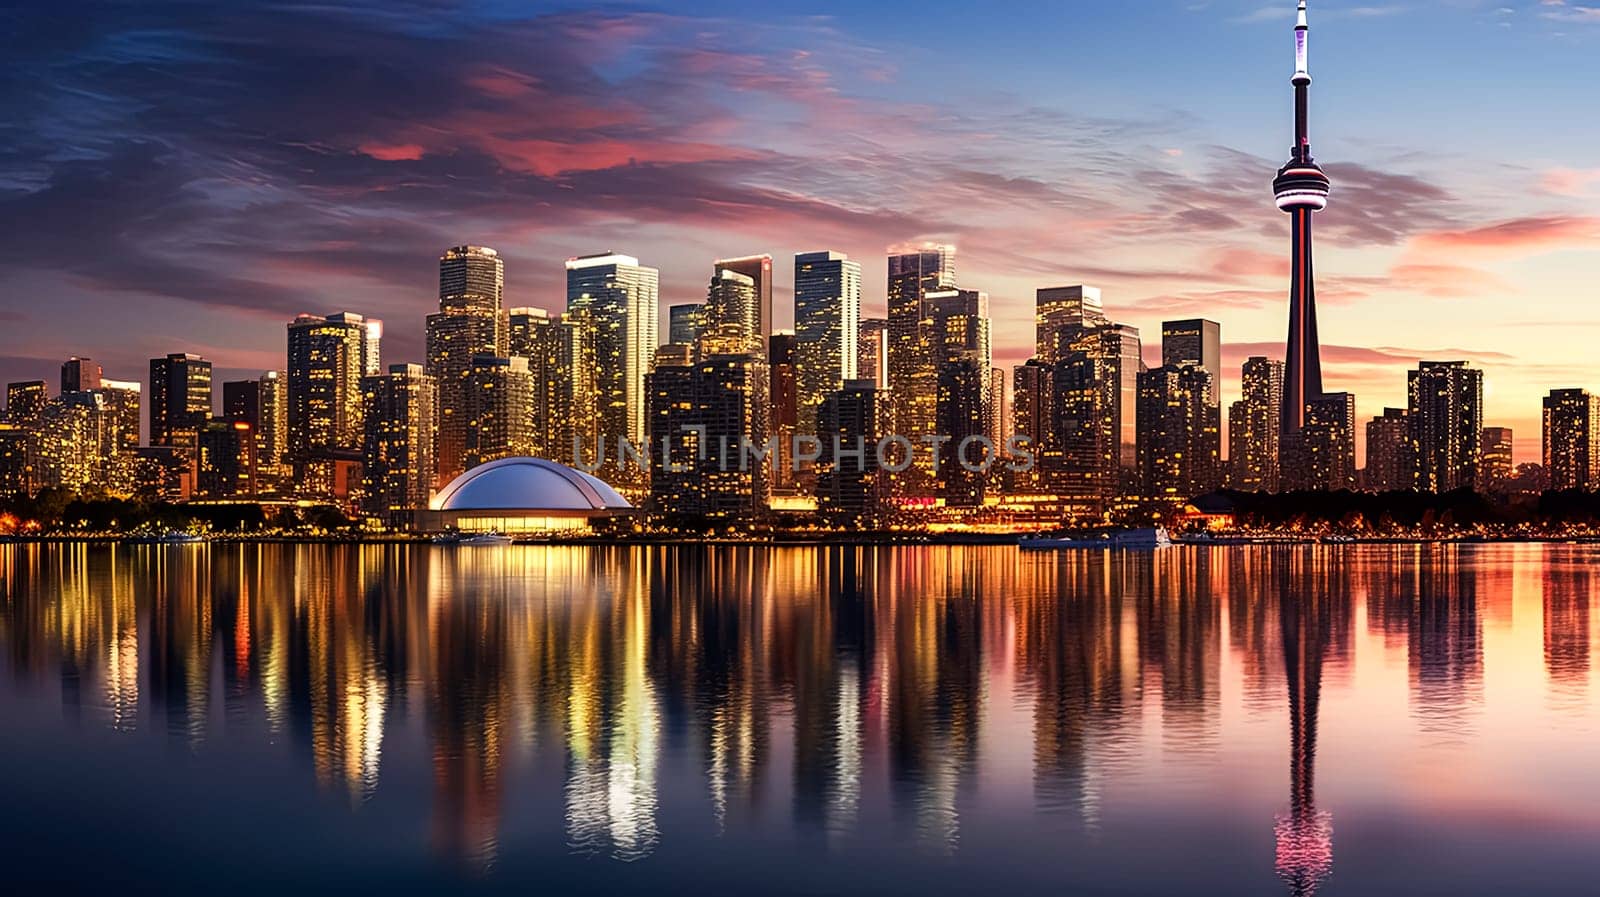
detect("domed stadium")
[417,457,635,533]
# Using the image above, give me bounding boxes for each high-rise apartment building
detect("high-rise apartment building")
[196,418,255,498]
[287,313,374,459]
[1162,319,1223,406]
[61,357,102,394]
[1479,427,1514,493]
[816,379,890,527]
[704,267,760,352]
[4,381,48,425]
[793,251,862,433]
[1543,388,1600,491]
[713,255,773,357]
[1136,365,1219,503]
[1036,286,1108,365]
[1299,393,1357,491]
[1364,407,1411,492]
[668,303,705,346]
[647,344,769,521]
[362,364,437,524]
[148,353,212,451]
[1408,361,1483,493]
[428,245,505,485]
[1230,357,1283,491]
[886,245,955,452]
[463,355,535,470]
[566,252,659,473]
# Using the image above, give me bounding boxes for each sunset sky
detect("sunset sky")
[3,0,1600,461]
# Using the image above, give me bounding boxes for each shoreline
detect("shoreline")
[5,533,1600,547]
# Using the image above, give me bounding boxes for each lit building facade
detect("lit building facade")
[5,381,47,425]
[61,357,101,394]
[1364,407,1411,492]
[196,418,256,498]
[1230,356,1283,491]
[793,251,862,433]
[1162,319,1222,406]
[1136,365,1219,504]
[149,353,212,451]
[287,312,374,458]
[713,255,774,358]
[428,245,504,486]
[1036,286,1107,365]
[1543,388,1600,491]
[816,379,890,527]
[1299,393,1357,492]
[668,303,704,346]
[886,245,955,475]
[463,355,535,469]
[566,252,660,472]
[1408,361,1482,493]
[362,364,437,523]
[1479,427,1514,492]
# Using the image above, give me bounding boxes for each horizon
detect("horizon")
[5,2,1600,464]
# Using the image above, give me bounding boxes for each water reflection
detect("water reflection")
[2,543,1597,894]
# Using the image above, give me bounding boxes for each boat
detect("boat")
[454,532,514,546]
[1020,527,1173,551]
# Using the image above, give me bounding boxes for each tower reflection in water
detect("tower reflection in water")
[0,543,1520,890]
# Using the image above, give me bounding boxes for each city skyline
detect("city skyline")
[3,3,1599,463]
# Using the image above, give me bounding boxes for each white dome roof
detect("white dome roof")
[430,458,632,512]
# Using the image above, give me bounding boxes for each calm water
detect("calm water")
[2,543,1598,895]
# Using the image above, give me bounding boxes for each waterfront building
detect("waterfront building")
[1543,388,1600,491]
[362,363,437,524]
[816,379,890,527]
[886,245,955,481]
[148,353,211,451]
[1364,408,1411,492]
[1162,319,1223,406]
[1298,392,1357,491]
[1408,361,1482,493]
[287,312,375,496]
[429,245,505,485]
[566,252,659,475]
[463,355,535,470]
[196,418,255,498]
[1479,427,1514,492]
[793,251,861,433]
[1136,365,1219,504]
[1230,357,1283,491]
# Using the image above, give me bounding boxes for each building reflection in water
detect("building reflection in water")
[0,542,1587,890]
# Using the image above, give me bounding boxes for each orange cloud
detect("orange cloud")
[1409,216,1600,259]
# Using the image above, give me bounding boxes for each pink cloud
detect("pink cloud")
[1409,215,1600,259]
[1539,168,1600,196]
[358,142,426,161]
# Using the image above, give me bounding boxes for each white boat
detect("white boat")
[454,532,514,546]
[1020,527,1173,551]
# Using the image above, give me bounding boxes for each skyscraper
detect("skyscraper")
[362,363,437,524]
[463,355,535,469]
[1136,365,1219,503]
[148,353,211,451]
[1480,427,1514,492]
[1274,0,1333,437]
[668,303,705,346]
[4,381,47,425]
[1036,286,1108,365]
[1230,357,1283,491]
[196,418,255,498]
[258,371,288,480]
[566,252,660,471]
[1543,388,1599,491]
[713,255,774,357]
[1364,407,1411,492]
[816,380,890,527]
[793,251,862,433]
[770,331,798,491]
[287,313,373,462]
[1299,392,1356,491]
[1161,319,1222,406]
[1408,361,1483,493]
[886,245,955,460]
[61,357,101,394]
[926,288,994,506]
[857,318,889,390]
[704,267,760,351]
[428,245,505,485]
[647,342,769,521]
[98,379,141,457]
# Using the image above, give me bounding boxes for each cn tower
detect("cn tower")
[1274,0,1332,435]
